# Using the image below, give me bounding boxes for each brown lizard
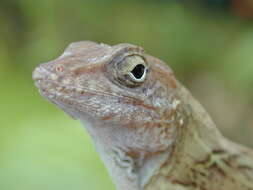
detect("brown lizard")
[33,41,253,190]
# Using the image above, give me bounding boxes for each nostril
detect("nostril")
[55,65,64,73]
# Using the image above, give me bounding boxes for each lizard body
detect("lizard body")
[33,41,253,190]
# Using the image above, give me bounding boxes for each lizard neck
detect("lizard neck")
[79,119,138,189]
[79,118,173,190]
[145,86,253,190]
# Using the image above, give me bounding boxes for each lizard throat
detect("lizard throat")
[79,118,175,190]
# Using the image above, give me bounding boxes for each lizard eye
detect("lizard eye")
[129,64,146,81]
[115,55,148,87]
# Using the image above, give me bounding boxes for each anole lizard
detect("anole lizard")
[33,41,253,190]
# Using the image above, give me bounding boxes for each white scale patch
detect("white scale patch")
[112,147,138,180]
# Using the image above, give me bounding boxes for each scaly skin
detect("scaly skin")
[33,41,253,190]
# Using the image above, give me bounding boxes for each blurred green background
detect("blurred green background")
[1,0,253,189]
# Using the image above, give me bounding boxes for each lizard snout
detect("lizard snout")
[33,64,60,82]
[33,64,59,91]
[32,66,46,81]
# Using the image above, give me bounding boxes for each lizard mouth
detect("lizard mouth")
[33,65,89,108]
[33,66,98,120]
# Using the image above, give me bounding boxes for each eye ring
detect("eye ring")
[111,55,148,88]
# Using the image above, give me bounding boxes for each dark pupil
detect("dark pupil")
[131,64,145,79]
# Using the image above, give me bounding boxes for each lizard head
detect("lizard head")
[33,41,186,188]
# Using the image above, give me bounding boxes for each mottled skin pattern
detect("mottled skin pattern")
[33,41,253,190]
